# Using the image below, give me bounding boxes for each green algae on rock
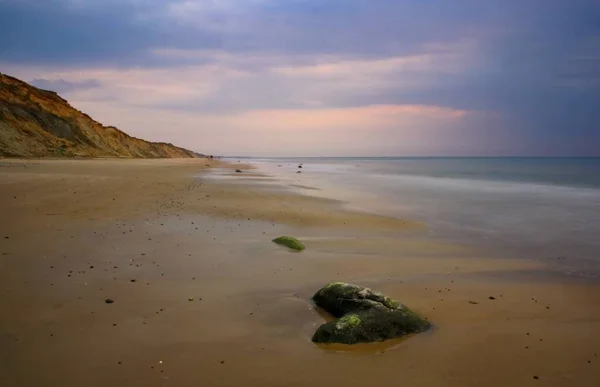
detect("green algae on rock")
[312,282,430,344]
[272,236,306,251]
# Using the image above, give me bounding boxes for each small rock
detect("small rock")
[468,301,479,304]
[272,236,305,251]
[489,296,496,300]
[105,299,114,304]
[235,169,242,173]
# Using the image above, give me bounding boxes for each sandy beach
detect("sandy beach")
[1,158,599,387]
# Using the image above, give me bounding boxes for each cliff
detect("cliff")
[0,73,201,158]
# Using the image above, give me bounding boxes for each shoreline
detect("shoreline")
[1,158,599,386]
[242,158,600,281]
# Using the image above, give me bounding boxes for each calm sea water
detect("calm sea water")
[241,157,600,275]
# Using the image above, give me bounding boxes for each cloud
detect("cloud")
[3,40,481,115]
[30,78,101,93]
[0,0,221,66]
[271,51,466,78]
[1,0,599,155]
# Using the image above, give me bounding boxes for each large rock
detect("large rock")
[312,282,430,344]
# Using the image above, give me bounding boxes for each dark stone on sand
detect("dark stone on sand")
[311,282,430,344]
[235,169,242,173]
[489,296,496,300]
[105,298,114,304]
[297,171,302,174]
[298,165,303,168]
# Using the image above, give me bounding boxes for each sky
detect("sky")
[1,0,599,156]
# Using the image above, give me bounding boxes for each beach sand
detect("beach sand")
[1,158,599,387]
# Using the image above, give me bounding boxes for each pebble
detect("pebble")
[105,299,114,304]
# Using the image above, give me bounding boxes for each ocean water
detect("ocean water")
[241,157,600,275]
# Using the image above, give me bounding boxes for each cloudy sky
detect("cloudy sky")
[1,0,599,156]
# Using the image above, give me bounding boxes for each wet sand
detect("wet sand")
[1,158,599,387]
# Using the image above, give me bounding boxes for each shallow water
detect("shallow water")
[235,157,600,275]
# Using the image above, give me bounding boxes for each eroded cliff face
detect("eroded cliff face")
[0,73,201,158]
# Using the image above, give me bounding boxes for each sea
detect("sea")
[228,157,600,277]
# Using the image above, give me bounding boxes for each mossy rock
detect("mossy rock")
[312,282,430,344]
[272,236,305,251]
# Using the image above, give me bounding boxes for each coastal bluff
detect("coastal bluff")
[0,73,201,158]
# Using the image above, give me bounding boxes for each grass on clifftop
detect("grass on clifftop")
[272,236,306,251]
